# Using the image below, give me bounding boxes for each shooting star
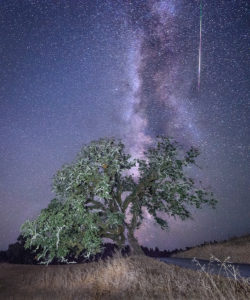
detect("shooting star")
[198,0,202,91]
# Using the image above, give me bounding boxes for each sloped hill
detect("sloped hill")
[171,234,250,264]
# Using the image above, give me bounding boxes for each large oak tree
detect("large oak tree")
[21,136,217,264]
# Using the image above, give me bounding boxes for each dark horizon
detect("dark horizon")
[3,233,248,265]
[0,0,249,251]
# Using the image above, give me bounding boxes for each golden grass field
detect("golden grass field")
[0,250,250,300]
[172,234,250,264]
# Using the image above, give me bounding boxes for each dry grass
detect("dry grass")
[172,234,250,264]
[0,252,249,300]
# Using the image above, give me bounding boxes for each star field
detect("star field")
[0,0,249,250]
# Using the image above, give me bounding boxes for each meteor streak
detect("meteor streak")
[198,0,202,91]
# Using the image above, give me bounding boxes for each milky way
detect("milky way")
[124,0,203,159]
[0,0,249,250]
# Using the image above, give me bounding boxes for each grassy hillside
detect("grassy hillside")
[0,253,249,299]
[172,234,250,264]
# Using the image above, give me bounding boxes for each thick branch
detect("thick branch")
[114,173,122,205]
[87,200,106,211]
[109,173,123,213]
[122,171,158,212]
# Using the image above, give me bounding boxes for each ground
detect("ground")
[0,252,249,299]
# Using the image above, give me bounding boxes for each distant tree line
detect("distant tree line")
[0,234,220,265]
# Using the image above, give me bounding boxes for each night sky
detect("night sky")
[0,0,249,251]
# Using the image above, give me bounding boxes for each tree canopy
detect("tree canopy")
[21,136,217,264]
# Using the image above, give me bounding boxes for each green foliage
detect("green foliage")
[136,136,217,225]
[52,137,135,201]
[21,197,102,264]
[21,136,217,262]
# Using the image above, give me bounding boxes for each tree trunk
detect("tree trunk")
[127,227,144,256]
[116,230,126,249]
